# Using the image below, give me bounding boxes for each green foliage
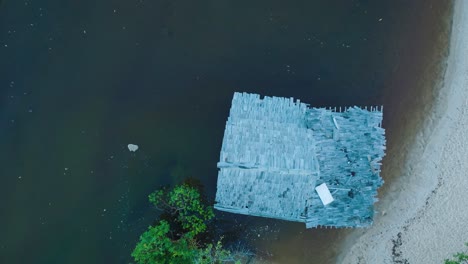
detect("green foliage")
[131,220,197,264]
[132,183,238,264]
[196,239,241,264]
[444,243,468,264]
[148,184,214,237]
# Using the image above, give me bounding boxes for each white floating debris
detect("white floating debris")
[378,18,383,22]
[127,144,139,152]
[315,183,334,206]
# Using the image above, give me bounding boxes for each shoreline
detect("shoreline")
[338,1,468,263]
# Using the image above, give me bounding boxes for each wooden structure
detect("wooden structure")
[214,92,386,228]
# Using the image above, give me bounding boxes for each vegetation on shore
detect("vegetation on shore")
[444,243,468,264]
[131,181,249,264]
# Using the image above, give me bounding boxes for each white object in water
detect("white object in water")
[127,144,139,152]
[315,183,334,206]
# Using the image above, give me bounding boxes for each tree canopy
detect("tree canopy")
[131,183,240,264]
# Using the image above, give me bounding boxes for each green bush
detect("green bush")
[444,243,468,264]
[132,220,197,264]
[148,184,214,237]
[132,183,240,264]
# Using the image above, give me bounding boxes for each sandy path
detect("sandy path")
[338,1,468,263]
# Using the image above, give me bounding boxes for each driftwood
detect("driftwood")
[215,92,386,228]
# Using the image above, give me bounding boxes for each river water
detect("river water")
[0,1,453,263]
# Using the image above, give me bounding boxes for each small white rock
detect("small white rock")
[127,144,139,152]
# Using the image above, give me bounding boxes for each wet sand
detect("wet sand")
[338,1,468,263]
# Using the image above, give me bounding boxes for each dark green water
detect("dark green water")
[0,1,452,263]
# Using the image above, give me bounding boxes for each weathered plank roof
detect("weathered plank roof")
[215,92,386,228]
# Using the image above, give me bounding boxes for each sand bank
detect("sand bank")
[338,1,468,263]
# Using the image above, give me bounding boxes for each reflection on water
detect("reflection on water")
[0,0,452,263]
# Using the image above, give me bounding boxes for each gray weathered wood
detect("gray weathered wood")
[214,92,386,228]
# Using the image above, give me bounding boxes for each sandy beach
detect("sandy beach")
[338,1,468,263]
